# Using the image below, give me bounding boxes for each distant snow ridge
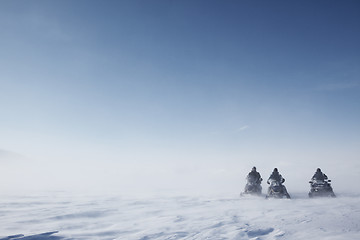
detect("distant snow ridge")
[1,194,360,239]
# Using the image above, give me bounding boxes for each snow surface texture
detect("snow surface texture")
[1,193,360,240]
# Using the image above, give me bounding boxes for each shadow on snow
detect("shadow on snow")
[0,231,63,240]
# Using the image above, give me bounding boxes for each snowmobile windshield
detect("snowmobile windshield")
[269,179,281,185]
[311,179,327,185]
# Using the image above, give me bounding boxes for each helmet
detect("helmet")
[273,168,278,172]
[317,168,321,172]
[252,166,256,171]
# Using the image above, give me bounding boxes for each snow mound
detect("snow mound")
[0,232,61,240]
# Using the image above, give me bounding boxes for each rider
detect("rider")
[309,168,335,197]
[311,168,328,182]
[267,168,290,198]
[247,166,262,184]
[245,166,262,193]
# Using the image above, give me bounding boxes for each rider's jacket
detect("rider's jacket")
[247,171,262,183]
[268,172,284,184]
[312,171,328,181]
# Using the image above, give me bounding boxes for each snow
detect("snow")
[1,192,360,239]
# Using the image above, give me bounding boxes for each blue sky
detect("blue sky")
[1,1,360,195]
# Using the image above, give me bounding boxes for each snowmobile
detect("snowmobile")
[266,179,291,199]
[308,179,336,198]
[241,175,262,196]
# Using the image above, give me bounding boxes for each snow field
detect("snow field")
[0,193,360,239]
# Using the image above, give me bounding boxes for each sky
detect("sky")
[1,0,360,196]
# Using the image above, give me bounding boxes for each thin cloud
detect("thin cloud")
[236,125,250,132]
